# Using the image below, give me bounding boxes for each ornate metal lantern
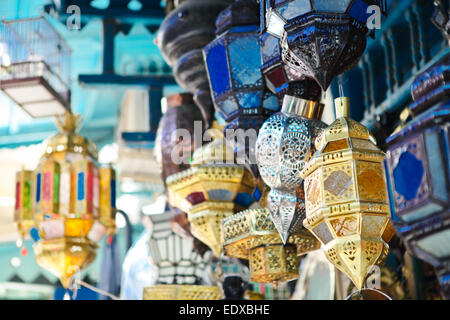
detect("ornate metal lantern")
[255,87,326,243]
[260,31,304,100]
[166,127,259,257]
[261,0,387,90]
[385,53,450,299]
[14,112,117,288]
[156,0,232,125]
[300,97,392,290]
[203,0,281,157]
[222,207,319,283]
[143,211,223,300]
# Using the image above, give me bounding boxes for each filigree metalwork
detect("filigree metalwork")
[143,285,223,300]
[222,208,320,283]
[300,97,392,290]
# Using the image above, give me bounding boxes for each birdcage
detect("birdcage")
[0,16,71,118]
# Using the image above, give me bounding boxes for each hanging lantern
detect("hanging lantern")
[156,0,232,125]
[203,0,281,174]
[156,93,205,183]
[255,88,326,243]
[154,93,206,240]
[385,51,450,298]
[300,97,392,290]
[222,207,319,283]
[143,211,223,300]
[261,0,387,90]
[166,125,260,257]
[14,112,117,288]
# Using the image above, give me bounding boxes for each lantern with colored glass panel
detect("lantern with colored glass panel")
[203,0,280,173]
[385,50,450,299]
[166,127,260,257]
[300,97,392,290]
[261,0,387,90]
[14,112,117,288]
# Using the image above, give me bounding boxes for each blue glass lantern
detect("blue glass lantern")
[260,0,387,90]
[385,52,450,299]
[203,0,281,131]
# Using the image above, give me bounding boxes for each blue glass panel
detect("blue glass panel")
[217,95,239,116]
[77,172,85,201]
[30,227,40,242]
[277,0,311,20]
[261,33,281,65]
[204,38,231,98]
[393,151,424,201]
[237,92,262,109]
[425,130,448,202]
[253,187,261,201]
[111,179,116,208]
[208,189,234,201]
[348,0,372,24]
[384,160,400,222]
[313,0,352,12]
[228,33,263,88]
[234,192,255,207]
[263,92,281,111]
[35,173,41,203]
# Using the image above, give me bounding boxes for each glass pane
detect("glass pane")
[416,229,450,259]
[263,92,281,111]
[266,10,286,38]
[313,0,352,12]
[228,33,262,88]
[425,130,448,202]
[237,92,262,109]
[277,0,311,20]
[204,38,231,98]
[261,33,281,65]
[217,95,239,117]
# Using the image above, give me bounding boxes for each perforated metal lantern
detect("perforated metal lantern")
[261,0,387,90]
[300,97,392,291]
[255,93,326,242]
[14,112,117,288]
[222,208,319,283]
[166,128,260,257]
[203,0,281,131]
[385,52,450,299]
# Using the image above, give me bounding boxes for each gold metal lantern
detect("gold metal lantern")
[14,112,116,288]
[300,97,392,290]
[166,128,259,257]
[143,285,223,300]
[222,207,319,284]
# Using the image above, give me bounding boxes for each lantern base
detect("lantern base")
[143,285,223,300]
[33,237,98,288]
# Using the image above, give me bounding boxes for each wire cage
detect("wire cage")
[0,16,71,118]
[147,211,207,285]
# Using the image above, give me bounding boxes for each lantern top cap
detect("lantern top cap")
[43,111,98,160]
[215,0,259,35]
[313,98,378,152]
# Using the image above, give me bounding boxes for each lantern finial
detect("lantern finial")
[55,111,81,134]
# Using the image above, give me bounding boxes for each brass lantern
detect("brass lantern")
[300,97,392,290]
[166,126,259,257]
[14,112,116,288]
[222,207,319,284]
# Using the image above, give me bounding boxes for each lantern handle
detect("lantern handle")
[345,287,393,300]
